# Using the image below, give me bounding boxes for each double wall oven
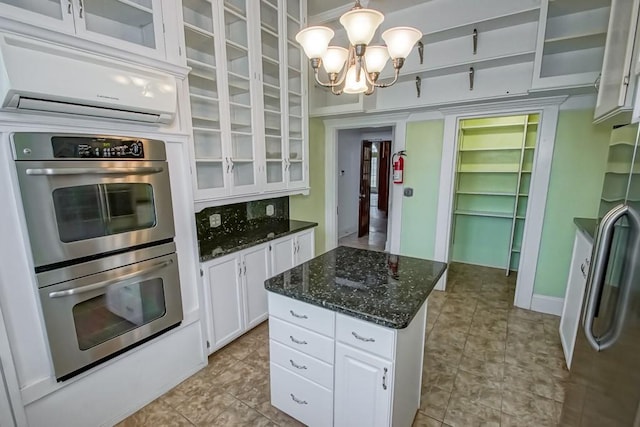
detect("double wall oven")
[13,133,183,381]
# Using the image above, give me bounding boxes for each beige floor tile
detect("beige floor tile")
[161,369,218,408]
[212,399,277,426]
[116,400,194,427]
[255,401,306,426]
[419,385,452,421]
[443,395,501,427]
[501,389,556,427]
[174,389,237,426]
[413,411,443,427]
[422,358,459,393]
[458,355,503,381]
[451,370,502,411]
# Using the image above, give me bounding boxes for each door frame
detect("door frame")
[434,97,565,309]
[324,113,409,253]
[358,140,373,237]
[377,140,392,214]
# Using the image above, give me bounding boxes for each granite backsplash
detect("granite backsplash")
[195,197,289,242]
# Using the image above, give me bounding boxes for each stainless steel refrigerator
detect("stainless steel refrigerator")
[561,122,640,426]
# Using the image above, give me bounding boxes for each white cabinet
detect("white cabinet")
[183,0,309,203]
[268,292,426,427]
[334,343,392,427]
[271,228,315,275]
[0,0,167,60]
[203,228,315,353]
[532,0,611,91]
[203,242,270,352]
[560,229,593,369]
[594,0,640,123]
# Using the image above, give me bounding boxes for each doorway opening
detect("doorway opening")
[337,127,393,251]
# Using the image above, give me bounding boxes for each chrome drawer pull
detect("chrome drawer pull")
[289,359,307,370]
[289,310,308,319]
[352,331,375,342]
[290,393,308,405]
[289,335,307,345]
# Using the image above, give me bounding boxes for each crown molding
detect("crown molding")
[308,1,370,25]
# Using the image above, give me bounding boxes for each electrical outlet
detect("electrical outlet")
[266,204,275,216]
[209,213,221,228]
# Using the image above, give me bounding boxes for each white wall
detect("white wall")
[337,129,361,237]
[337,128,394,238]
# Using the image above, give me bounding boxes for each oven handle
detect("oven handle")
[48,259,173,298]
[26,167,164,176]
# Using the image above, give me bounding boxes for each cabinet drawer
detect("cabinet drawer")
[268,293,335,337]
[270,362,333,427]
[269,317,334,364]
[336,314,395,360]
[270,339,333,390]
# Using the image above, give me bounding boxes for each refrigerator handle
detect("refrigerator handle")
[583,204,629,352]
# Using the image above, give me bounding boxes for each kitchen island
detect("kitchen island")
[264,246,447,427]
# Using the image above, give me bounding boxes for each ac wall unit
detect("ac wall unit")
[0,34,177,124]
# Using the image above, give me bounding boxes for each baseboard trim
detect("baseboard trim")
[530,294,564,316]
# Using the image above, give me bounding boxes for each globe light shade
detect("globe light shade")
[382,27,422,59]
[322,46,349,74]
[364,46,389,73]
[343,64,368,94]
[339,8,384,45]
[296,26,335,59]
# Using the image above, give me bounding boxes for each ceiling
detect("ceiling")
[307,0,430,18]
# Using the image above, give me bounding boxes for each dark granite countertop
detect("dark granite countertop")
[264,246,447,329]
[574,217,597,242]
[199,219,317,262]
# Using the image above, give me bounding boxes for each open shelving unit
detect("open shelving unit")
[451,113,540,275]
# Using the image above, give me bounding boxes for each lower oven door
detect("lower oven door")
[38,251,182,381]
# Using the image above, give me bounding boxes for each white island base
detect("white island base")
[268,292,428,427]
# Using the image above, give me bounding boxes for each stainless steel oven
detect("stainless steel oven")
[36,242,182,381]
[12,133,175,270]
[12,133,183,381]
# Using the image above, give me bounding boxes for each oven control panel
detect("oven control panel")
[52,137,145,159]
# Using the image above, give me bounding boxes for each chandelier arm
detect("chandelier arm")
[373,68,400,88]
[312,68,340,88]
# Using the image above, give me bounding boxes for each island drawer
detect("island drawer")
[336,314,396,360]
[270,362,333,427]
[268,293,335,337]
[270,339,334,390]
[269,317,334,364]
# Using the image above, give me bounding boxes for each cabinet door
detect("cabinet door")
[594,0,640,120]
[220,0,260,196]
[243,244,270,329]
[334,343,392,427]
[0,359,16,427]
[73,0,166,59]
[560,230,593,368]
[206,254,245,349]
[0,0,74,33]
[295,229,315,265]
[284,0,308,189]
[260,0,287,191]
[183,0,231,200]
[271,236,295,276]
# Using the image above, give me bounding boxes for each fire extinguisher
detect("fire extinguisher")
[392,150,406,184]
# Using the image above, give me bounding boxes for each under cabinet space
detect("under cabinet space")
[193,129,223,159]
[0,0,62,19]
[83,0,156,49]
[182,0,214,32]
[196,161,226,190]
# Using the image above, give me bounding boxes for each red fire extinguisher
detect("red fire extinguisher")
[392,151,406,184]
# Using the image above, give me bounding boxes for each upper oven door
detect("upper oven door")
[15,160,175,268]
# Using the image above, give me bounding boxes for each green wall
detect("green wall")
[399,120,444,259]
[290,118,326,255]
[532,109,610,297]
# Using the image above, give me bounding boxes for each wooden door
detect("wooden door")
[358,141,373,237]
[206,254,244,350]
[242,244,270,329]
[377,140,391,214]
[334,343,392,427]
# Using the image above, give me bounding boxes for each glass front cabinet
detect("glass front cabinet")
[181,0,308,202]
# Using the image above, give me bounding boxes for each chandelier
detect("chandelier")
[295,0,422,95]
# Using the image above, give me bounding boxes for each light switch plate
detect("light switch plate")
[209,214,221,228]
[266,204,275,216]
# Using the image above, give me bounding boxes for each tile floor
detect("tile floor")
[119,262,567,426]
[338,194,388,252]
